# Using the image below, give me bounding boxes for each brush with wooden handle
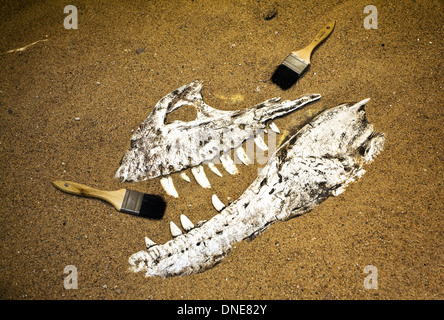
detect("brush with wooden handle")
[271,20,335,90]
[52,181,166,219]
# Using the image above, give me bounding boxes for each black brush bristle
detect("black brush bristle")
[139,194,167,219]
[271,64,300,90]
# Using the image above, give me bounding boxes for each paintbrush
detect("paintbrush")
[271,20,335,90]
[52,180,166,219]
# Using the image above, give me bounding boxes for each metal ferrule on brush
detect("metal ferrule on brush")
[121,190,144,215]
[282,53,309,75]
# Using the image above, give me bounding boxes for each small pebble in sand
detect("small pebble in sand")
[75,117,80,121]
[259,1,278,20]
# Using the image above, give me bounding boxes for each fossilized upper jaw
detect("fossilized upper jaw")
[115,80,321,183]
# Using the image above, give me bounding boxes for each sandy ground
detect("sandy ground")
[0,0,442,300]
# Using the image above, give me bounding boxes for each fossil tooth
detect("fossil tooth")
[191,165,211,188]
[169,221,182,237]
[220,153,239,175]
[269,121,280,133]
[180,214,195,231]
[211,194,226,212]
[180,172,191,182]
[235,146,252,165]
[254,135,268,151]
[207,162,223,177]
[129,99,386,278]
[145,237,156,249]
[160,176,179,198]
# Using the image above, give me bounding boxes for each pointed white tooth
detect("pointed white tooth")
[170,221,183,237]
[211,194,226,212]
[254,135,268,151]
[208,162,223,177]
[145,236,156,248]
[235,146,252,165]
[269,121,280,133]
[220,153,239,175]
[160,176,179,198]
[191,165,211,188]
[180,172,191,182]
[180,214,194,231]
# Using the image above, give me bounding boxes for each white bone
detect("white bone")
[196,220,207,227]
[207,162,223,177]
[220,153,239,175]
[129,251,151,272]
[211,194,226,212]
[191,165,211,188]
[145,237,156,248]
[269,121,280,133]
[128,98,388,279]
[180,214,194,231]
[235,146,252,165]
[160,176,179,198]
[180,172,191,182]
[170,221,182,237]
[254,135,268,151]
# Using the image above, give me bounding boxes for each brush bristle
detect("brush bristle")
[139,194,166,219]
[271,64,300,90]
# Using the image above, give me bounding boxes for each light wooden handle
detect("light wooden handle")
[52,180,126,210]
[294,20,335,62]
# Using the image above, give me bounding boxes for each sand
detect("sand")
[0,0,442,300]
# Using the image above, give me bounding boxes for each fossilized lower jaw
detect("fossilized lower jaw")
[129,99,386,278]
[115,80,321,197]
